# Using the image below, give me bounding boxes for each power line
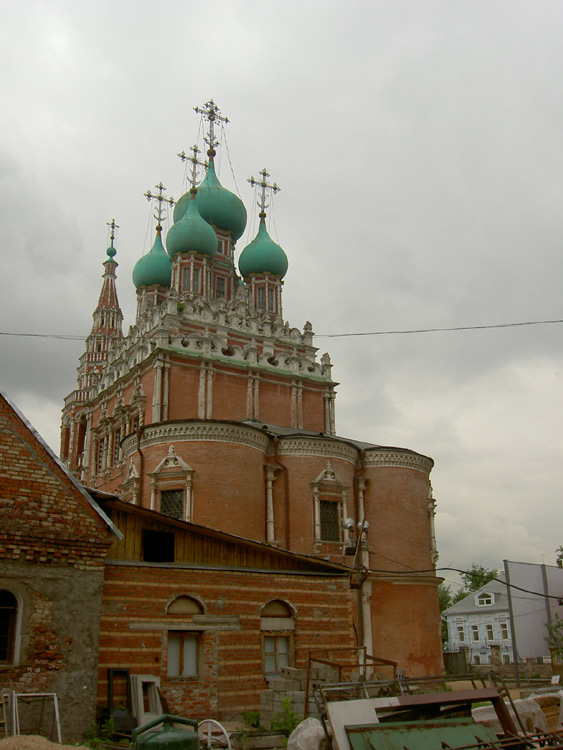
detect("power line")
[0,332,85,341]
[316,318,563,339]
[3,317,562,343]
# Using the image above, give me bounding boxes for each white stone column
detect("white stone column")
[198,361,206,418]
[152,360,163,422]
[253,376,260,419]
[265,466,279,544]
[206,366,213,418]
[162,362,170,421]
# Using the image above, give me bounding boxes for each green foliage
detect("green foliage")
[241,711,262,729]
[271,697,302,738]
[546,614,563,659]
[556,546,563,565]
[439,583,453,613]
[81,717,116,749]
[460,564,498,594]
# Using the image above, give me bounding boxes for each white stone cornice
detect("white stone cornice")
[363,449,434,475]
[122,421,270,456]
[277,436,357,463]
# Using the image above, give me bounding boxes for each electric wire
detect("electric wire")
[3,317,562,343]
[315,318,563,338]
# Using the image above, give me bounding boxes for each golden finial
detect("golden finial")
[144,182,174,230]
[248,168,280,217]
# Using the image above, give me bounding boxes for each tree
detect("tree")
[556,546,563,567]
[546,615,563,660]
[459,563,498,594]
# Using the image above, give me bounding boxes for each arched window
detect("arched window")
[167,596,203,615]
[261,600,295,675]
[166,596,204,678]
[0,590,17,664]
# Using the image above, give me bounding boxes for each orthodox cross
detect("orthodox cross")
[107,218,119,245]
[144,182,174,229]
[194,99,229,154]
[248,168,280,216]
[178,144,207,187]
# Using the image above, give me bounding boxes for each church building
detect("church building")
[61,100,442,681]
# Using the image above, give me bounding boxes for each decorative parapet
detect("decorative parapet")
[363,449,434,475]
[277,436,357,463]
[121,420,271,457]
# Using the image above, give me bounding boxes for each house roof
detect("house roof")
[91,493,354,575]
[443,576,509,616]
[0,389,121,539]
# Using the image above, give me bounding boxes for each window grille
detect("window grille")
[215,277,226,298]
[256,287,265,310]
[182,266,190,293]
[320,500,340,542]
[161,490,183,520]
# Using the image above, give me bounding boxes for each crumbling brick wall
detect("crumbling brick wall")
[0,394,113,741]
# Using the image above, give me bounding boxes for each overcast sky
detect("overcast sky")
[1,0,562,586]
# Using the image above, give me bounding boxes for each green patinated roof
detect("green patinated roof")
[166,192,218,259]
[173,159,247,240]
[132,231,172,289]
[238,220,288,279]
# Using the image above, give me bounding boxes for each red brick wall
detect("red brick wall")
[99,562,355,719]
[0,396,112,567]
[0,394,113,740]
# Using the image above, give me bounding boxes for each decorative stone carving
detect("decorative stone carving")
[363,449,434,475]
[121,421,271,457]
[278,437,357,463]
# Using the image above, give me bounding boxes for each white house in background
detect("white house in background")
[443,577,513,665]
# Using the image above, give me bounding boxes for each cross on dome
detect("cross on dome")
[194,99,229,155]
[248,168,280,217]
[178,145,207,188]
[106,219,119,259]
[144,182,174,230]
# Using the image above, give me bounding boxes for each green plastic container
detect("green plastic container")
[132,714,200,750]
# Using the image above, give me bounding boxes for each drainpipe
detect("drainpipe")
[273,436,290,549]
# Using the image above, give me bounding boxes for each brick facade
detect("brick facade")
[59,101,444,707]
[0,392,115,741]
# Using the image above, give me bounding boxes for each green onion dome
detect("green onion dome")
[166,189,218,259]
[173,158,247,240]
[238,217,288,279]
[106,244,117,261]
[132,229,172,289]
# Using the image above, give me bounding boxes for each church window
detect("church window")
[143,530,175,562]
[311,463,349,546]
[485,623,494,641]
[215,277,226,299]
[500,622,509,640]
[456,624,465,643]
[502,653,511,664]
[256,287,265,310]
[473,654,481,665]
[320,500,340,542]
[193,267,201,294]
[0,590,17,664]
[167,596,203,615]
[260,600,295,675]
[160,489,184,520]
[181,266,190,293]
[132,415,140,433]
[267,288,275,312]
[97,437,105,473]
[471,625,480,641]
[167,633,199,677]
[113,428,121,464]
